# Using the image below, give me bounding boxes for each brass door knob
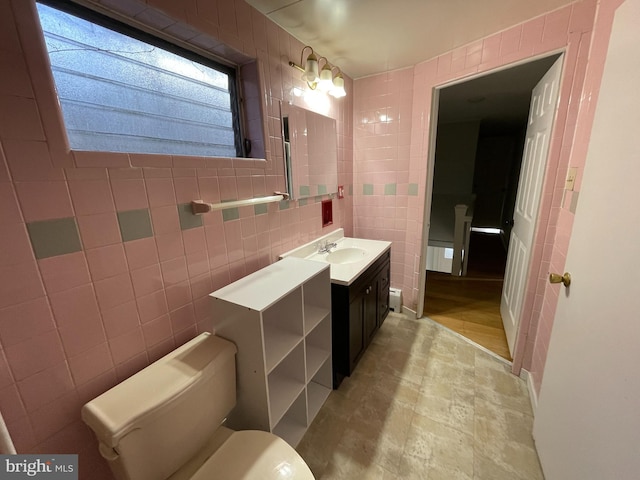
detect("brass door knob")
[549,272,571,287]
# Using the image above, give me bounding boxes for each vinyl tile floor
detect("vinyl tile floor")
[296,312,544,480]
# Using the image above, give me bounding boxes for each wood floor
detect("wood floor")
[423,233,512,361]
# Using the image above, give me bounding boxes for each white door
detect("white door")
[501,56,563,353]
[533,1,640,478]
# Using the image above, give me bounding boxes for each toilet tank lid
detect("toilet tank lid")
[81,333,237,448]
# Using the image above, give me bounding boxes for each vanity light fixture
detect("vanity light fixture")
[289,46,347,98]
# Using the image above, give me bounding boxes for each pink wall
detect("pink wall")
[0,0,622,473]
[528,0,626,394]
[352,68,414,287]
[353,0,601,391]
[0,0,352,476]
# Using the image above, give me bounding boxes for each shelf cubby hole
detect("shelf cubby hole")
[303,271,331,333]
[263,287,304,372]
[307,359,332,422]
[267,342,305,429]
[305,316,331,380]
[273,389,307,448]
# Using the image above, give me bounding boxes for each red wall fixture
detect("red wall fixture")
[322,199,333,227]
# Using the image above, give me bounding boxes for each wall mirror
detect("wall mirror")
[281,102,338,200]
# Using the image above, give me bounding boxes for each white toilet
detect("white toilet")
[81,333,315,480]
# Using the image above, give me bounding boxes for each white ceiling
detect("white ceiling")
[437,54,560,130]
[246,0,574,79]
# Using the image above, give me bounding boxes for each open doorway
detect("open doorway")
[423,54,561,360]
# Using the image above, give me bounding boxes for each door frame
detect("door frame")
[416,50,566,371]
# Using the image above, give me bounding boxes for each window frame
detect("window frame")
[36,0,246,158]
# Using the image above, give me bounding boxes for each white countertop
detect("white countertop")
[279,229,391,286]
[210,257,329,311]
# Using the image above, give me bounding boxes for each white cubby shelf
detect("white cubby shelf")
[210,257,332,447]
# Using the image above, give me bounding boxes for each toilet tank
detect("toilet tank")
[82,333,237,480]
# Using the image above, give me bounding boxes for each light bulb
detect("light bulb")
[318,66,333,92]
[302,53,319,83]
[330,74,346,98]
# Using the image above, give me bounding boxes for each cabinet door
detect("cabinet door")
[348,296,365,373]
[377,264,390,327]
[363,283,378,344]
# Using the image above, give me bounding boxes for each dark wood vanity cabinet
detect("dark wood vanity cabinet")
[331,249,390,387]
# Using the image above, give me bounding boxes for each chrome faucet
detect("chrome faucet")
[317,240,337,253]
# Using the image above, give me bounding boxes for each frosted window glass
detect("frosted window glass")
[36,3,239,157]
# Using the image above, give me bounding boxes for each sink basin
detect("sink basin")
[325,247,367,264]
[279,229,391,285]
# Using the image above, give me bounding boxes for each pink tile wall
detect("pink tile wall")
[528,0,625,394]
[353,68,414,287]
[354,0,600,392]
[0,0,352,477]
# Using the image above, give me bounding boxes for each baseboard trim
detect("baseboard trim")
[520,368,539,416]
[402,305,417,317]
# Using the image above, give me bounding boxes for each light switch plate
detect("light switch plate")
[565,167,578,191]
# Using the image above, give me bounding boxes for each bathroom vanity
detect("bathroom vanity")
[280,229,391,387]
[330,248,390,386]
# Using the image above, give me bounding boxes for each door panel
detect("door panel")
[363,284,378,344]
[348,296,364,372]
[378,265,390,326]
[533,2,640,477]
[501,56,563,354]
[502,234,526,334]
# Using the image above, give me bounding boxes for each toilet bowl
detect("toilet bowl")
[81,333,314,480]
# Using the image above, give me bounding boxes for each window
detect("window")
[36,1,243,157]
